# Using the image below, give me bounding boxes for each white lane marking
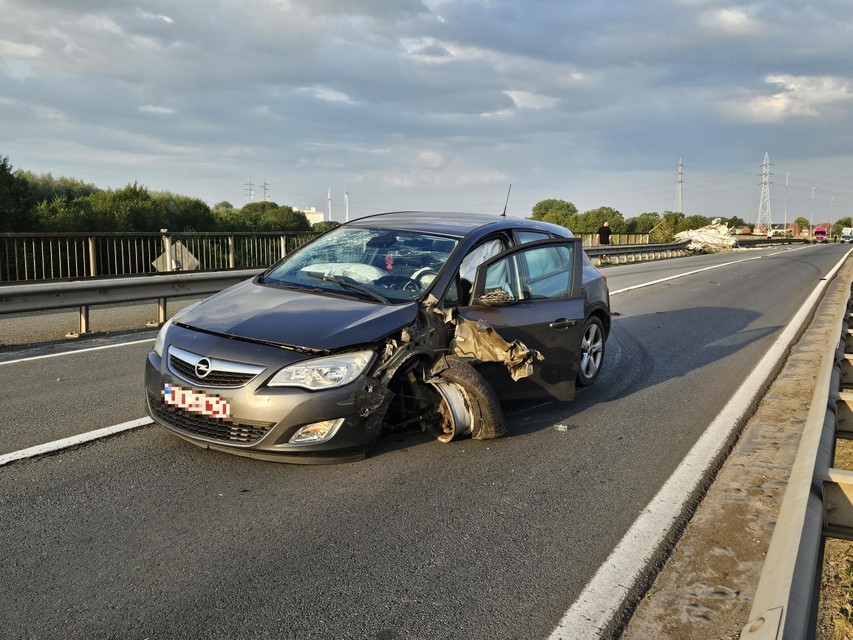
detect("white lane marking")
[609,245,813,295]
[610,255,763,295]
[0,418,154,468]
[765,245,812,257]
[0,338,155,366]
[548,247,853,639]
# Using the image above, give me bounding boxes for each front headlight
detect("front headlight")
[268,350,375,390]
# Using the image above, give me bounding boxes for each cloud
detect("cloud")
[0,39,41,58]
[504,90,558,110]
[297,85,357,104]
[137,9,174,24]
[139,105,176,115]
[417,150,444,168]
[700,7,759,34]
[727,74,853,122]
[3,0,853,219]
[78,14,123,34]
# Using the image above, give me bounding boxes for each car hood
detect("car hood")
[177,278,418,352]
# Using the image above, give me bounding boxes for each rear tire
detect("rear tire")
[577,316,605,387]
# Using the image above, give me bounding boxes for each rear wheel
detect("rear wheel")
[577,316,605,386]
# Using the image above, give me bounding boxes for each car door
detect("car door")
[457,238,585,402]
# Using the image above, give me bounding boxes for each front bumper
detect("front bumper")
[144,333,392,463]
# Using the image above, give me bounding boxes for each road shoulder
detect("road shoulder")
[622,258,853,639]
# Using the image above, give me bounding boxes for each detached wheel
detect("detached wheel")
[577,316,605,387]
[430,356,507,441]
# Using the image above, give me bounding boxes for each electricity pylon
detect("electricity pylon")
[755,152,772,235]
[675,158,683,214]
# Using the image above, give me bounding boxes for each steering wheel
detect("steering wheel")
[411,267,438,287]
[374,275,422,292]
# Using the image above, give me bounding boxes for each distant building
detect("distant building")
[295,207,325,226]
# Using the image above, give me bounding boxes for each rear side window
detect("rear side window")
[515,230,551,245]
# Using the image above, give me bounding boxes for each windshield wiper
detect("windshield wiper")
[306,272,390,304]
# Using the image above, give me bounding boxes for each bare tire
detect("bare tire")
[577,316,605,387]
[432,356,507,440]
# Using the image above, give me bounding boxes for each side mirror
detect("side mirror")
[475,287,517,306]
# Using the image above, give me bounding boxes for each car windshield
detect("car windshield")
[262,226,458,302]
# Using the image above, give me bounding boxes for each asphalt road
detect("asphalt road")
[0,244,848,640]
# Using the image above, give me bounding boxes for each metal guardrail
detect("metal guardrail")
[0,269,262,336]
[585,240,692,265]
[0,231,318,283]
[578,233,650,247]
[1,230,807,285]
[0,238,804,337]
[740,262,853,639]
[583,237,810,267]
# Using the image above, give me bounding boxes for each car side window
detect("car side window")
[479,244,574,301]
[443,238,507,307]
[479,254,520,302]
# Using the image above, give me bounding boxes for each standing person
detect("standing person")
[597,221,612,246]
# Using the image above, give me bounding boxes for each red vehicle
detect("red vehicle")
[814,227,828,243]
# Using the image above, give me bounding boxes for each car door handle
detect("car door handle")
[549,319,577,330]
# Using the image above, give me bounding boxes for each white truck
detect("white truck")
[842,227,853,243]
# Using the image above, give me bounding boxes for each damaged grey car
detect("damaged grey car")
[144,212,610,463]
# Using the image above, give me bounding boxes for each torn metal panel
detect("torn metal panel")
[353,376,394,436]
[451,317,543,381]
[372,294,527,443]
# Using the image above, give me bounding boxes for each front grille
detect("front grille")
[149,392,274,444]
[169,355,257,387]
[167,346,265,388]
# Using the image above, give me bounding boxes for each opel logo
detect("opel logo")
[195,358,212,379]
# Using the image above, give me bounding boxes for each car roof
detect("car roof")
[345,211,571,238]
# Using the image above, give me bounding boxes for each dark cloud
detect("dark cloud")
[1,0,852,220]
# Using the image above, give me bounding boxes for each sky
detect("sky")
[2,0,853,226]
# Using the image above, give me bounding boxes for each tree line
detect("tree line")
[529,199,749,243]
[6,155,800,240]
[0,156,324,233]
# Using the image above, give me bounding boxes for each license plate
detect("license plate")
[163,383,231,421]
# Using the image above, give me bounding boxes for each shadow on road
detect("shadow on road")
[376,305,778,453]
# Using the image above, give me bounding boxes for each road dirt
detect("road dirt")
[621,258,853,639]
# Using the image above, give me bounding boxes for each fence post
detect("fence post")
[156,229,172,323]
[87,236,97,277]
[280,235,287,259]
[228,235,236,269]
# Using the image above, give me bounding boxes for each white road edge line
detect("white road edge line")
[0,417,154,468]
[0,338,155,366]
[548,247,853,639]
